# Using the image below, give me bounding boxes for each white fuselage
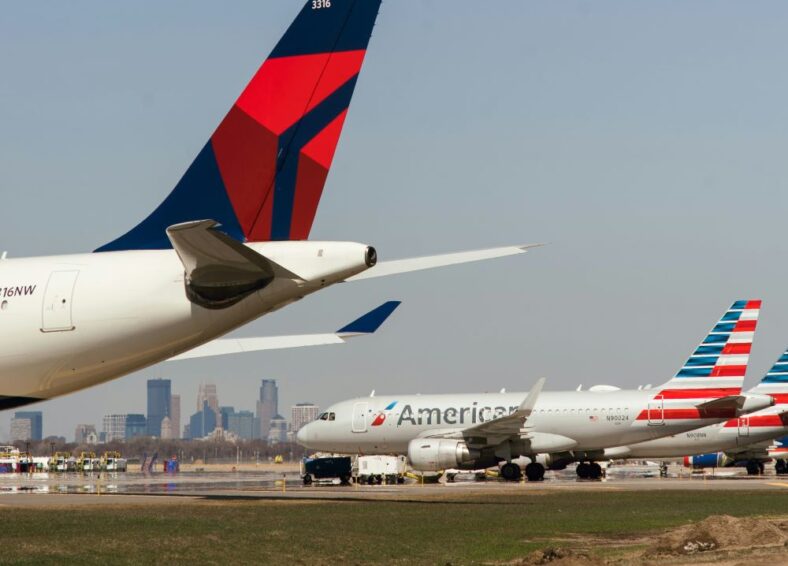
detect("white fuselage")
[298,389,747,457]
[610,406,788,459]
[0,241,371,402]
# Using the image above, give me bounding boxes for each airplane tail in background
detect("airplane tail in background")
[656,300,761,398]
[750,346,788,404]
[98,0,381,252]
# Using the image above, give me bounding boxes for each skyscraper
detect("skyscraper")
[9,418,32,442]
[125,414,147,440]
[256,379,278,439]
[196,383,219,413]
[170,394,181,440]
[188,401,217,439]
[14,411,42,441]
[291,403,320,433]
[147,379,171,437]
[103,414,128,442]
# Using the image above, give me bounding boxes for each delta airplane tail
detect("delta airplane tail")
[98,0,381,252]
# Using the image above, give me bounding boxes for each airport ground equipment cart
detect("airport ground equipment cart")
[301,456,352,485]
[355,455,407,485]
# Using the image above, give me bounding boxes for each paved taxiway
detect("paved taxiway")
[1,466,788,506]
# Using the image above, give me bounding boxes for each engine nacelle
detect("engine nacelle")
[683,452,732,469]
[408,439,477,471]
[534,452,575,471]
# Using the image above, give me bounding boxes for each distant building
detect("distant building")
[74,424,97,444]
[9,418,32,442]
[256,379,278,440]
[147,379,171,437]
[228,410,257,440]
[189,401,218,439]
[267,415,288,445]
[160,416,173,439]
[290,403,319,433]
[219,406,235,430]
[170,394,181,440]
[14,411,42,441]
[125,414,147,440]
[197,383,219,413]
[103,414,128,442]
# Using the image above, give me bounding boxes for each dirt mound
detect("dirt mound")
[648,514,787,556]
[511,547,604,565]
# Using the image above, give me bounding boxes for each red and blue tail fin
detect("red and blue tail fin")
[98,0,381,252]
[750,346,788,404]
[656,300,760,397]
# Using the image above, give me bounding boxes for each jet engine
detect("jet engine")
[407,439,478,471]
[683,452,733,469]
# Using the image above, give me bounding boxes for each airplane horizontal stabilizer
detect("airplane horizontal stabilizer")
[167,219,296,309]
[345,244,542,281]
[168,301,400,361]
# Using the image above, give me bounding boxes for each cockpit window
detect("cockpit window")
[328,412,336,421]
[318,412,329,421]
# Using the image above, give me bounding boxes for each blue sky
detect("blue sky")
[2,1,788,437]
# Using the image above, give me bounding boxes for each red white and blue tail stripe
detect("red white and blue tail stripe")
[749,346,788,405]
[659,299,760,395]
[636,301,760,423]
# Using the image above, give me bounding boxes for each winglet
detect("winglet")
[518,377,546,415]
[337,301,401,334]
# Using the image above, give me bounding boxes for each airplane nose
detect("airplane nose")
[296,425,309,446]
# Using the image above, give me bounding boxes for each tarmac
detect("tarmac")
[1,464,788,507]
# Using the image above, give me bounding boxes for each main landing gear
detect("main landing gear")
[776,459,788,476]
[500,462,522,481]
[525,462,545,482]
[745,460,765,476]
[576,462,603,480]
[500,462,546,482]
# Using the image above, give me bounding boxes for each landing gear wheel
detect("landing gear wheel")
[589,462,603,480]
[340,475,351,485]
[525,462,545,482]
[745,460,760,476]
[776,460,788,475]
[500,462,522,481]
[302,474,312,486]
[576,462,590,480]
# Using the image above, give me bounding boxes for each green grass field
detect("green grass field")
[2,490,787,564]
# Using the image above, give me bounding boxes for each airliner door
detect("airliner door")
[41,271,79,332]
[737,417,750,438]
[352,402,368,433]
[647,396,665,426]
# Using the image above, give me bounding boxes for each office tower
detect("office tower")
[160,417,173,439]
[170,394,181,440]
[13,411,42,441]
[74,424,97,444]
[256,379,278,439]
[189,401,218,439]
[147,379,171,437]
[125,414,147,440]
[196,383,219,413]
[227,411,256,440]
[267,415,288,445]
[103,414,128,442]
[9,418,32,442]
[219,407,235,430]
[291,403,320,433]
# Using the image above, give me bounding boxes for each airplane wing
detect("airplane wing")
[345,244,543,281]
[168,301,400,361]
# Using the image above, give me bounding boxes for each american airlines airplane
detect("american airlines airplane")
[297,301,774,481]
[0,1,532,409]
[634,349,788,476]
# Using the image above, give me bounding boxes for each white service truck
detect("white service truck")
[355,455,407,485]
